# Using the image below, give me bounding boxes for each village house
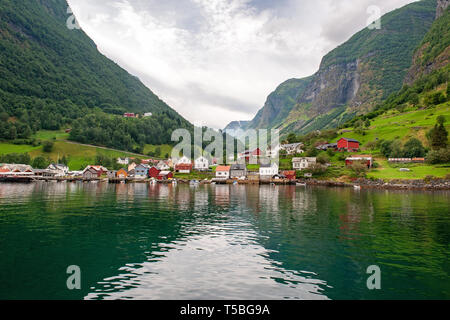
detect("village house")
[337,138,360,152]
[157,171,174,180]
[148,166,160,179]
[280,143,304,155]
[107,170,117,179]
[389,158,426,163]
[33,169,57,178]
[292,157,317,170]
[123,113,136,118]
[175,163,193,173]
[83,165,107,177]
[194,156,209,171]
[117,157,130,165]
[282,170,297,180]
[346,156,373,169]
[156,160,170,171]
[266,145,280,158]
[176,156,192,165]
[116,168,128,179]
[316,143,338,151]
[143,112,153,117]
[128,162,137,171]
[47,163,69,177]
[230,164,247,179]
[135,164,150,178]
[83,167,100,180]
[1,164,34,176]
[237,148,262,162]
[215,166,231,179]
[259,162,279,179]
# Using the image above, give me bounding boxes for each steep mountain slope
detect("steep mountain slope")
[336,5,449,151]
[0,0,191,136]
[283,0,437,135]
[236,0,437,136]
[405,1,450,84]
[244,77,313,131]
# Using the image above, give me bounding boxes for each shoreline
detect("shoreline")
[1,176,449,190]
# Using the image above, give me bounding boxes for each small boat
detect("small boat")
[354,185,361,190]
[233,181,238,185]
[190,180,199,186]
[296,182,307,187]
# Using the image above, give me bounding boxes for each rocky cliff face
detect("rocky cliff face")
[281,0,437,135]
[405,4,449,85]
[437,0,450,18]
[233,0,437,136]
[246,77,312,131]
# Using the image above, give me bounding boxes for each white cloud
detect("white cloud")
[67,0,417,129]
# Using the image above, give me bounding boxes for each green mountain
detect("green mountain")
[244,77,313,131]
[238,0,437,136]
[337,4,449,152]
[0,0,192,151]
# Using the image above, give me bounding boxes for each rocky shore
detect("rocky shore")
[302,178,450,190]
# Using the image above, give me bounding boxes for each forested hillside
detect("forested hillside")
[0,0,192,150]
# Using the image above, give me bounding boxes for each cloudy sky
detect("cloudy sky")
[68,0,417,129]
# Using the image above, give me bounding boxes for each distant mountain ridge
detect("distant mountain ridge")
[230,0,438,136]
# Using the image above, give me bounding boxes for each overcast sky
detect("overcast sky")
[68,0,418,129]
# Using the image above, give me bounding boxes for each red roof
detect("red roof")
[0,168,10,173]
[216,166,231,172]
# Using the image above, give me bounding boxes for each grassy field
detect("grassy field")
[0,143,41,154]
[367,160,449,180]
[333,103,450,147]
[31,130,69,141]
[144,144,173,158]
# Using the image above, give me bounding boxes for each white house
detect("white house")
[259,162,279,178]
[117,157,130,165]
[143,112,153,117]
[280,143,304,155]
[215,166,231,180]
[156,160,170,171]
[47,163,69,177]
[292,157,317,170]
[194,156,209,171]
[176,156,191,165]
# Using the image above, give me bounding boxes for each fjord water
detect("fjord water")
[0,182,448,300]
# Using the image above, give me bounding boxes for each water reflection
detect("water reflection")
[0,183,448,300]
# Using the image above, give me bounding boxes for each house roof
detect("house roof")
[231,164,246,170]
[159,171,172,175]
[282,170,296,175]
[216,166,231,172]
[340,138,360,143]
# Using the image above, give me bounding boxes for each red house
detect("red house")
[175,163,193,173]
[337,138,360,152]
[124,113,136,118]
[148,166,160,178]
[282,170,296,180]
[157,171,174,180]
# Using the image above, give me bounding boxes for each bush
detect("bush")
[403,138,426,158]
[317,153,331,165]
[42,141,54,153]
[427,148,450,164]
[349,161,369,178]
